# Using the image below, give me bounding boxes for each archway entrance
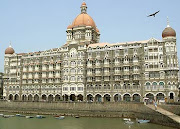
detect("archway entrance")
[55,95,61,101]
[95,94,102,102]
[48,95,53,102]
[9,94,13,100]
[146,93,154,100]
[42,94,47,101]
[34,94,39,102]
[28,94,33,101]
[170,93,174,99]
[22,95,27,101]
[70,94,76,101]
[14,94,19,101]
[156,93,165,100]
[114,94,121,102]
[77,94,83,101]
[133,94,140,102]
[123,94,131,102]
[87,94,93,102]
[104,94,111,102]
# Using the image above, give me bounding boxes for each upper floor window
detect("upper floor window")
[69,48,77,58]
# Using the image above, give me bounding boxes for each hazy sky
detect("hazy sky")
[0,0,180,72]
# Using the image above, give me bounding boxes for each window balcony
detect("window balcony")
[34,75,39,79]
[123,78,129,81]
[87,88,94,91]
[55,74,60,78]
[133,60,139,63]
[114,72,121,75]
[49,67,53,71]
[77,79,83,82]
[28,76,33,79]
[104,64,110,67]
[95,72,102,75]
[87,64,93,68]
[104,78,110,81]
[87,79,93,82]
[34,81,39,84]
[23,69,27,72]
[42,68,48,71]
[123,63,130,66]
[87,72,93,76]
[124,71,130,75]
[104,72,110,76]
[49,75,53,78]
[133,78,139,80]
[115,79,121,81]
[29,68,33,72]
[22,75,27,79]
[114,62,120,66]
[48,80,53,83]
[95,79,101,82]
[132,71,140,74]
[56,66,60,70]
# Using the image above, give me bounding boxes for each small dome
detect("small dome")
[67,24,72,29]
[162,26,176,38]
[72,13,96,28]
[5,46,15,54]
[96,27,100,32]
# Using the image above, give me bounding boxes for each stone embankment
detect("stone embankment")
[0,101,179,128]
[158,104,180,116]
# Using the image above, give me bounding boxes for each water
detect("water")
[0,114,175,129]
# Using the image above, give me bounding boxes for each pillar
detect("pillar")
[68,96,70,101]
[130,96,133,101]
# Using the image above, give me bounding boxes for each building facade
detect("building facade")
[3,2,179,102]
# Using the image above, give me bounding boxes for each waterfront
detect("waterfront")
[0,114,175,129]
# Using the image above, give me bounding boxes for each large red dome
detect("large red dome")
[67,2,96,29]
[71,13,96,28]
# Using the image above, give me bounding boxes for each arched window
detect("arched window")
[159,82,164,86]
[146,82,150,86]
[159,82,164,89]
[128,84,131,89]
[152,82,157,85]
[123,84,126,89]
[152,82,157,89]
[145,82,150,89]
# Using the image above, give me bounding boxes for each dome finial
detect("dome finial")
[9,41,12,47]
[81,1,87,14]
[167,16,170,27]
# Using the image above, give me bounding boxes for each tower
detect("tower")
[66,2,100,44]
[162,17,179,101]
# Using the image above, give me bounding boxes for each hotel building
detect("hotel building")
[3,2,179,102]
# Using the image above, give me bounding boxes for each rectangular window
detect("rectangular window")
[63,87,68,91]
[70,87,76,91]
[78,87,83,91]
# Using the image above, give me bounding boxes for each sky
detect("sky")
[0,0,180,72]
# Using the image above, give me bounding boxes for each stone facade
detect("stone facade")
[3,2,179,102]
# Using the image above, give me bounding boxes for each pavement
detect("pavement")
[146,104,180,124]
